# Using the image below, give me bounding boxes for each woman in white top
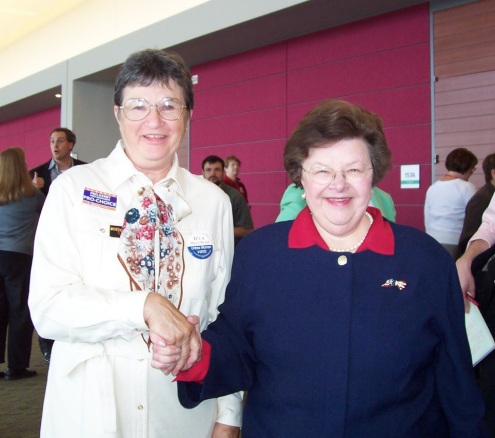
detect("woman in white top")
[29,49,241,438]
[424,147,477,257]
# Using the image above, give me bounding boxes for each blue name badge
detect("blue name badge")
[83,188,117,210]
[187,234,213,259]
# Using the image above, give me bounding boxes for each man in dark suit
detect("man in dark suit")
[30,127,86,196]
[29,127,86,363]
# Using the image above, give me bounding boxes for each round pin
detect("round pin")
[187,234,213,259]
[337,255,347,266]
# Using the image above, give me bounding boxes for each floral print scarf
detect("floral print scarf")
[118,184,190,308]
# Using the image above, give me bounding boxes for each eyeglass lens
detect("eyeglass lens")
[122,98,184,121]
[305,166,371,184]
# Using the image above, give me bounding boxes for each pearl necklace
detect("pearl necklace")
[329,212,374,253]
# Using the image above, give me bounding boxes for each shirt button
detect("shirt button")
[337,255,347,266]
[100,228,105,233]
[137,405,143,410]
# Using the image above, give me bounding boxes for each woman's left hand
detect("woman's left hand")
[212,422,240,438]
[151,336,182,375]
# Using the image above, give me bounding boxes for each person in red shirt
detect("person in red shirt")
[223,156,249,204]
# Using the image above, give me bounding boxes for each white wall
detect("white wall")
[0,0,308,91]
[0,0,210,89]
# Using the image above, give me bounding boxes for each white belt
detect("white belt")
[58,340,151,433]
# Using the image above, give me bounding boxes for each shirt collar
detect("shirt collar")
[105,141,186,196]
[48,157,73,172]
[105,141,191,221]
[288,206,394,255]
[224,174,242,183]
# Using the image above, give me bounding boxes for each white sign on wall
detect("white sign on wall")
[401,164,420,189]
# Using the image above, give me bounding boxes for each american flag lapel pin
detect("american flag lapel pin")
[381,278,407,291]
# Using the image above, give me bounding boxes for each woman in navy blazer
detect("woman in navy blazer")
[166,100,487,437]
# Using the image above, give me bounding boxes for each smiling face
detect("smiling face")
[301,138,373,240]
[114,80,190,182]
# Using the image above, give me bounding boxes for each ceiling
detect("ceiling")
[0,0,427,123]
[0,0,88,51]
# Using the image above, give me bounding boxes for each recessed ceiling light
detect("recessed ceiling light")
[55,93,62,98]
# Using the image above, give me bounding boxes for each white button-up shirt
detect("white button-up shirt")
[29,142,242,437]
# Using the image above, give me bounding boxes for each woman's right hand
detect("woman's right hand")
[144,293,201,375]
[32,171,45,189]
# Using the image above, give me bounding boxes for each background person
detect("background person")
[30,127,86,196]
[29,49,241,438]
[457,153,495,258]
[456,193,495,299]
[30,127,86,364]
[202,155,253,246]
[0,147,44,380]
[223,155,249,204]
[456,192,495,437]
[424,147,478,258]
[173,99,487,436]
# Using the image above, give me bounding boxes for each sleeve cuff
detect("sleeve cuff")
[174,339,211,383]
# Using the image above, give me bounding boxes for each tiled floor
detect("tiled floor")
[0,332,47,438]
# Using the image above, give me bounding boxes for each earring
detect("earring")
[301,191,306,200]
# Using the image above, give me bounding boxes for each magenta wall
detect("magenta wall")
[0,4,431,231]
[190,3,431,230]
[0,106,60,170]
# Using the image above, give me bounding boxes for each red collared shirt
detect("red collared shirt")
[289,206,394,255]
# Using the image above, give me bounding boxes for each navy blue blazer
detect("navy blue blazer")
[179,220,487,437]
[30,158,86,196]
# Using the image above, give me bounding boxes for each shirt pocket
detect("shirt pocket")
[72,210,126,288]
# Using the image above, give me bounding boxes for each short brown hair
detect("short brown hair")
[50,127,76,146]
[445,148,478,174]
[224,155,241,167]
[202,155,224,170]
[114,49,194,113]
[284,99,392,187]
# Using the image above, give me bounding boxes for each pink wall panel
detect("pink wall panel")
[0,118,25,136]
[0,106,60,169]
[189,3,431,231]
[395,205,425,229]
[252,204,282,229]
[287,44,429,104]
[350,86,431,127]
[247,171,288,224]
[385,125,431,164]
[286,85,431,137]
[193,73,287,120]
[191,107,286,148]
[191,42,287,91]
[287,4,429,70]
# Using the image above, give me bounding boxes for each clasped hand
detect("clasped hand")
[143,293,201,375]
